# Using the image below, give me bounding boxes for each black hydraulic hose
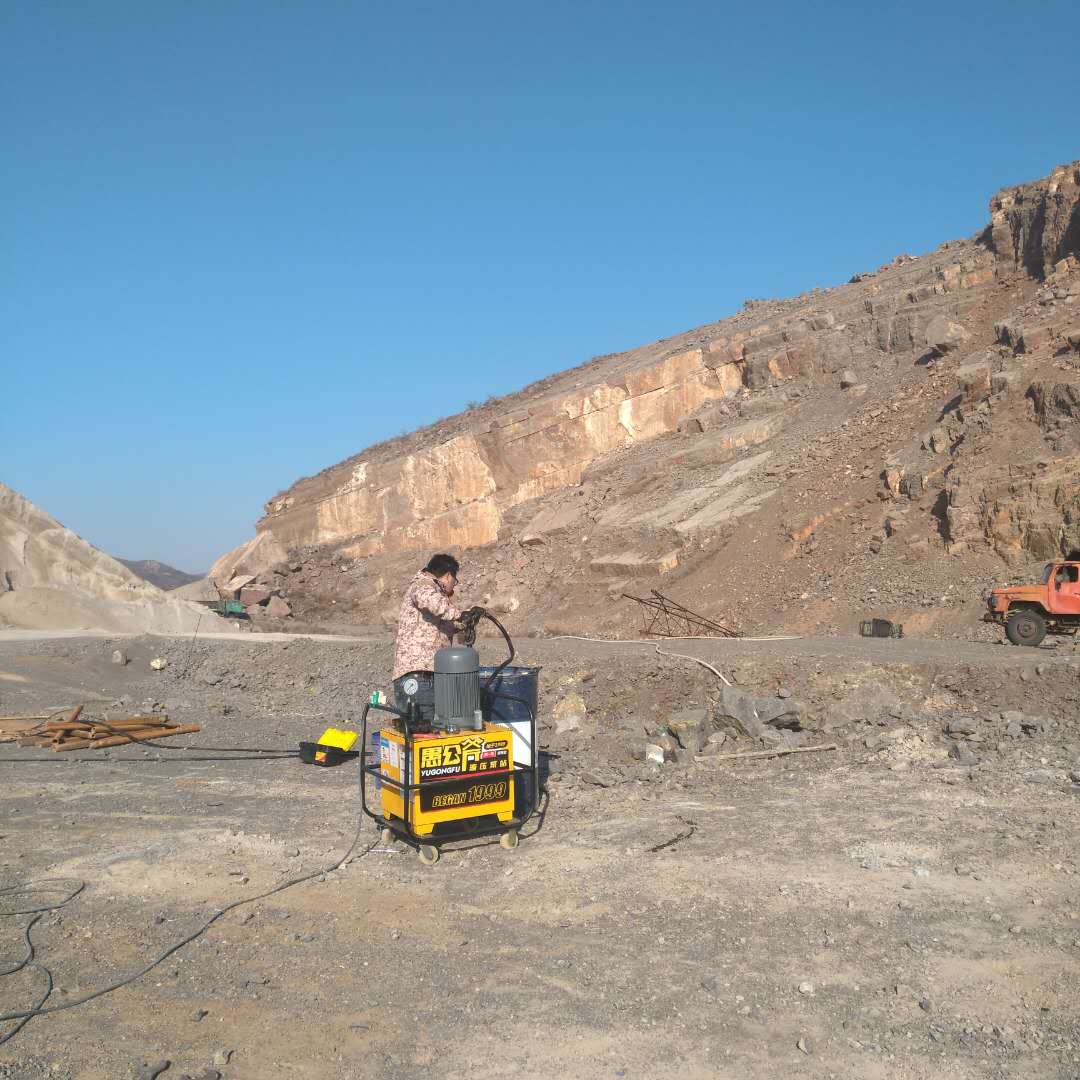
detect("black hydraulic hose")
[479,610,515,691]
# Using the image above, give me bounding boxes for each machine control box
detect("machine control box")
[378,723,515,835]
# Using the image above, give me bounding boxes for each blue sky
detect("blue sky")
[3,1,1076,572]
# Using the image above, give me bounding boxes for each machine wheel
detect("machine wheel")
[418,844,440,866]
[499,829,519,850]
[380,827,395,845]
[1005,609,1047,647]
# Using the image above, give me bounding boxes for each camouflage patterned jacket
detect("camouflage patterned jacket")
[392,570,462,679]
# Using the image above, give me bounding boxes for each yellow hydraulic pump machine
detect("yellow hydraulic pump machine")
[359,610,538,865]
[378,726,515,830]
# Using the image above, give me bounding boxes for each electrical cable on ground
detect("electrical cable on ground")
[0,880,84,1044]
[547,634,763,687]
[545,633,798,736]
[80,712,303,756]
[0,818,378,1044]
[3,710,301,760]
[545,634,802,643]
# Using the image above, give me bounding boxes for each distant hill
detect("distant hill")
[117,559,203,591]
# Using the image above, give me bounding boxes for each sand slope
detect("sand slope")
[0,482,226,633]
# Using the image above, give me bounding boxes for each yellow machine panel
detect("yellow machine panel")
[378,724,515,836]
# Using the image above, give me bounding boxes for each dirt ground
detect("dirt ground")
[2,630,1079,1079]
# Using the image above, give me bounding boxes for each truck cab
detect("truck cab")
[986,560,1080,645]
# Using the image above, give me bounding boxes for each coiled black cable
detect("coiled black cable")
[0,819,376,1044]
[0,880,85,1044]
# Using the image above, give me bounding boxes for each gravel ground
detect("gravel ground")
[1,632,1079,1079]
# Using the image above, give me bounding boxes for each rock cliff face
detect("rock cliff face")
[215,159,1080,638]
[224,245,1001,568]
[253,348,745,560]
[989,160,1080,278]
[947,458,1080,562]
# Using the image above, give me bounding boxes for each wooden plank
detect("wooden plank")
[51,726,171,748]
[46,714,169,726]
[47,720,171,735]
[0,719,50,735]
[53,724,200,752]
[92,716,172,728]
[49,725,164,744]
[85,726,177,741]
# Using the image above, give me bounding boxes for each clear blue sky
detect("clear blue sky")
[3,1,1076,572]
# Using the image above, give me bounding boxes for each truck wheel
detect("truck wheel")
[1005,609,1047,647]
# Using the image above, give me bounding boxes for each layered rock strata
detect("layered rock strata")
[219,238,1004,578]
[989,161,1080,278]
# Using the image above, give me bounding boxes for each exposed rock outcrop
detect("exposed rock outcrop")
[989,160,1080,279]
[216,243,1002,585]
[947,458,1080,562]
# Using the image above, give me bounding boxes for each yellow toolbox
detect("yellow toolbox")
[299,726,359,766]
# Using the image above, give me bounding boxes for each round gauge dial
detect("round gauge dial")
[402,676,420,697]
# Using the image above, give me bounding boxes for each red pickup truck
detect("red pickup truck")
[986,561,1080,645]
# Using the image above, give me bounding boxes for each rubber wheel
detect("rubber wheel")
[418,844,440,866]
[499,830,519,850]
[1005,609,1047,647]
[380,827,394,845]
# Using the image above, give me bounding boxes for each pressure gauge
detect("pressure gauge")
[402,676,420,697]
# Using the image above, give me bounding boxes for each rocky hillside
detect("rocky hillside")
[212,159,1080,639]
[117,559,203,591]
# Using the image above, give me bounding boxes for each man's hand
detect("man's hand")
[453,607,484,630]
[455,606,486,643]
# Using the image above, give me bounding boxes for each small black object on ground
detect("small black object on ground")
[298,742,359,767]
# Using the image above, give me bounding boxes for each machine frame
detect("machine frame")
[358,694,538,865]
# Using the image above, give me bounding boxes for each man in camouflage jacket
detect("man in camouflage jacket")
[392,555,464,706]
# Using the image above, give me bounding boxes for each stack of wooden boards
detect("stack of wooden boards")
[0,705,200,751]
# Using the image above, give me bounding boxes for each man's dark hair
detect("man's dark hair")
[424,553,460,578]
